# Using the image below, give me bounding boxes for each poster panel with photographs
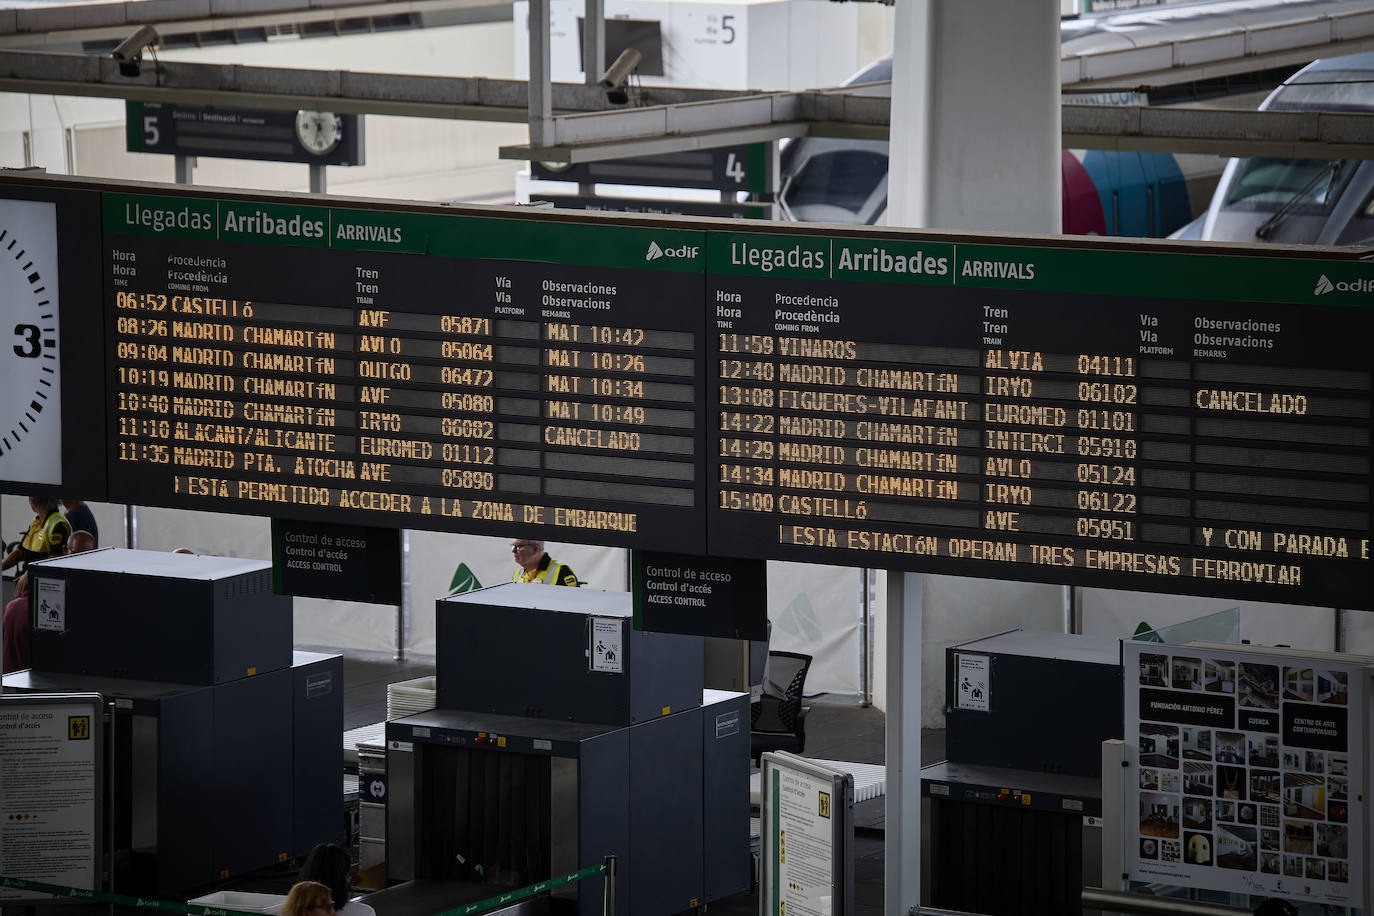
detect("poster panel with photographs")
[1123,642,1364,906]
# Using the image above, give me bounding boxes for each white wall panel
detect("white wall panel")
[766,560,859,696]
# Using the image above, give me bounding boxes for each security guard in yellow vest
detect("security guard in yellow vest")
[511,539,579,586]
[2,495,72,574]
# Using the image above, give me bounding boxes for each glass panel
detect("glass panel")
[782,150,887,221]
[1132,607,1241,647]
[1222,158,1355,212]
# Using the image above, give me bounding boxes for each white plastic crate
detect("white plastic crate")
[188,891,287,914]
[386,675,436,720]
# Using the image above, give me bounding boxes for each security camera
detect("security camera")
[112,25,159,77]
[599,48,642,105]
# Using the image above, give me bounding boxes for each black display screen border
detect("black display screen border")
[2,174,1369,609]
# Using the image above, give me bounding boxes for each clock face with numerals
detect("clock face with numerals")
[295,110,343,155]
[0,198,62,485]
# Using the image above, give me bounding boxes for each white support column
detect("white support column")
[1102,739,1126,895]
[579,0,605,196]
[582,0,605,86]
[528,0,554,148]
[887,0,1061,233]
[396,529,410,661]
[885,3,1060,907]
[885,571,923,915]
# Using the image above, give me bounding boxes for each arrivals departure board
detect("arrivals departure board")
[103,194,707,552]
[0,175,1369,608]
[707,233,1372,607]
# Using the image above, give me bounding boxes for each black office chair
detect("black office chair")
[750,651,812,762]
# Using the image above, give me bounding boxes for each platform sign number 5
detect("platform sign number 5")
[68,716,91,740]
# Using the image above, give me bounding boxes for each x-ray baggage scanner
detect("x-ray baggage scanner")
[5,549,340,895]
[385,583,749,915]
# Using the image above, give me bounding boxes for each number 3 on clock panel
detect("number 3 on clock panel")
[0,197,62,485]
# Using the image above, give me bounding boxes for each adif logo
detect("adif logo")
[1314,274,1374,296]
[645,241,699,261]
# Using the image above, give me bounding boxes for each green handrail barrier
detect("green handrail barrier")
[432,861,609,916]
[2,859,612,916]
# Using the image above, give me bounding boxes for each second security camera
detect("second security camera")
[599,48,642,104]
[112,25,159,77]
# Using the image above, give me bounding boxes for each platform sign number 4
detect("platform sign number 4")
[725,153,745,184]
[68,716,90,740]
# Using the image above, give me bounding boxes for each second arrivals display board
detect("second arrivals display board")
[0,173,1371,607]
[706,233,1372,606]
[1122,641,1367,906]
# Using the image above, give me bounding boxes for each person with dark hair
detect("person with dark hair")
[282,881,334,916]
[298,844,375,916]
[66,530,96,556]
[61,499,97,547]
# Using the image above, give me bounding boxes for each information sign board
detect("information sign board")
[630,549,767,639]
[532,144,771,194]
[126,102,365,167]
[0,694,103,903]
[271,518,402,604]
[760,751,854,916]
[1122,642,1367,906]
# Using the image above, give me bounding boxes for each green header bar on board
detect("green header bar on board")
[100,194,1374,304]
[709,231,1374,307]
[102,193,706,272]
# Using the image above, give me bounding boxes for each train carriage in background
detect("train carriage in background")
[1175,50,1374,245]
[777,54,1221,238]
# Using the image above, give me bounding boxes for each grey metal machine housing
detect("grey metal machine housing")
[387,583,748,915]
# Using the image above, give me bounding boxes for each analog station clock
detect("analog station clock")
[0,198,62,485]
[295,110,344,156]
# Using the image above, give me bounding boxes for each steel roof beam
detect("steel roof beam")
[0,0,513,49]
[1062,103,1374,158]
[4,48,1374,160]
[504,97,1374,162]
[0,47,755,119]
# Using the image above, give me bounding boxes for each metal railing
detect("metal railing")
[1083,887,1256,916]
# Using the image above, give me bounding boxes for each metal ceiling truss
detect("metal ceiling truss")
[3,26,1374,163]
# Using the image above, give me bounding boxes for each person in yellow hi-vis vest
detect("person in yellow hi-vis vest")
[2,495,71,575]
[510,539,579,586]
